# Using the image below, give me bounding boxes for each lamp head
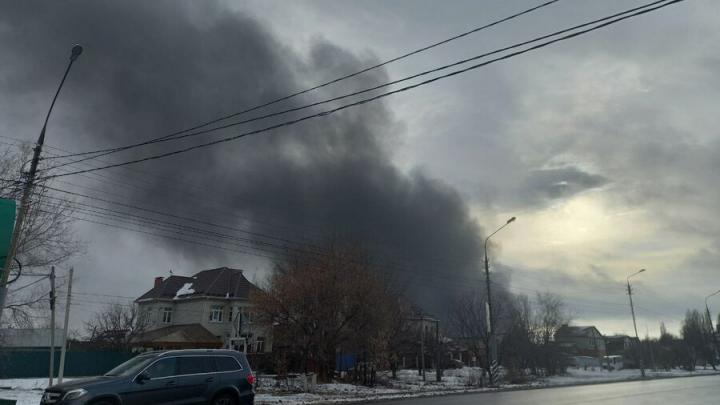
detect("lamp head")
[70,44,83,61]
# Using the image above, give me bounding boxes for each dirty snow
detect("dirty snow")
[0,378,76,405]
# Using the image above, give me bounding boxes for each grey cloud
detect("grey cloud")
[0,0,499,317]
[521,166,607,203]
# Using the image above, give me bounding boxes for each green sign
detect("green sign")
[0,198,17,270]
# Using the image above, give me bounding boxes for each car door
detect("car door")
[173,356,211,404]
[120,357,180,405]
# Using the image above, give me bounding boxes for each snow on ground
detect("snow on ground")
[0,378,76,405]
[544,366,720,386]
[2,368,719,405]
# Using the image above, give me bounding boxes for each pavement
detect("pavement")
[368,374,720,405]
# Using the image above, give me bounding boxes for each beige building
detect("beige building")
[133,267,270,353]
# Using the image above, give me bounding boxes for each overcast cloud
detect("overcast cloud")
[1,0,718,335]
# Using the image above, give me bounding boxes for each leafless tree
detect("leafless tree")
[0,145,83,327]
[531,292,571,375]
[84,303,146,350]
[251,241,400,383]
[447,286,514,373]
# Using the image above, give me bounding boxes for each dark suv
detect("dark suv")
[40,349,255,405]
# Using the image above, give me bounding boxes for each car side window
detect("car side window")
[145,358,177,379]
[177,356,205,375]
[203,356,217,373]
[215,356,242,372]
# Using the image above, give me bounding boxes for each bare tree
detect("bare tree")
[447,285,514,374]
[681,309,712,370]
[0,145,83,327]
[251,241,399,383]
[531,292,571,375]
[84,303,146,350]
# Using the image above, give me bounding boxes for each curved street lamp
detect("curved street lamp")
[0,44,84,321]
[705,290,720,368]
[484,216,516,385]
[626,269,646,378]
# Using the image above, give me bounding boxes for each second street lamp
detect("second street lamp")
[484,216,516,386]
[627,269,646,378]
[705,290,720,369]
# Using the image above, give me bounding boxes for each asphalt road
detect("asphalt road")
[377,375,720,405]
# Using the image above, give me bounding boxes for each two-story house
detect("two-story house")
[554,324,606,357]
[133,267,270,353]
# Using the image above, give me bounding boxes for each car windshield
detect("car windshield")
[104,355,158,377]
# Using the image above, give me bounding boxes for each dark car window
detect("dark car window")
[215,356,242,372]
[145,357,177,379]
[203,356,217,373]
[104,355,157,377]
[177,356,206,375]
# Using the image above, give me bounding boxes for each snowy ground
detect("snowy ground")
[2,368,719,405]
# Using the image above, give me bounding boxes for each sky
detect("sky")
[0,0,718,337]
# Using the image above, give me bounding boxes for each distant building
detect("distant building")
[133,267,270,353]
[555,325,606,357]
[605,335,637,355]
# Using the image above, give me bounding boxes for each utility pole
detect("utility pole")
[49,266,56,387]
[0,45,82,324]
[627,269,646,378]
[484,216,516,386]
[420,316,426,381]
[58,267,73,383]
[646,325,656,371]
[705,290,720,370]
[435,319,442,382]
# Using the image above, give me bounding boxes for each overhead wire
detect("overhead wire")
[39,0,686,179]
[42,0,565,163]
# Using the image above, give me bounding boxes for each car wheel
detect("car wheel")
[213,393,238,405]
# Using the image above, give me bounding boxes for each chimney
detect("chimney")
[154,277,164,289]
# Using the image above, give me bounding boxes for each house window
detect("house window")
[210,305,224,323]
[256,337,266,353]
[228,307,233,323]
[140,309,153,327]
[161,307,173,324]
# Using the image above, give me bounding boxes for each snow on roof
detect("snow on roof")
[175,282,195,298]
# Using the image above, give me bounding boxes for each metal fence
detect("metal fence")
[0,350,135,378]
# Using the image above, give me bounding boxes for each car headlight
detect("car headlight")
[63,388,88,401]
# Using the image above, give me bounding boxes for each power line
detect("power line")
[43,0,563,163]
[29,187,479,273]
[40,0,685,179]
[43,0,662,171]
[0,136,334,242]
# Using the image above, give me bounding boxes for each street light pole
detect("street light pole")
[484,216,516,386]
[627,269,646,378]
[704,290,720,370]
[0,45,82,322]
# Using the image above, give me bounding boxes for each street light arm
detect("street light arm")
[627,269,646,282]
[484,217,517,257]
[706,290,720,307]
[39,57,78,144]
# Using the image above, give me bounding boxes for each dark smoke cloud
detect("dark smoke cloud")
[0,0,492,316]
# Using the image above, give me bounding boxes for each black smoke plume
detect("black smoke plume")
[0,0,497,316]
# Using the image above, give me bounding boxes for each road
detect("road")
[375,374,720,405]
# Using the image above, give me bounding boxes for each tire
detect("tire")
[213,392,239,405]
[90,401,116,405]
